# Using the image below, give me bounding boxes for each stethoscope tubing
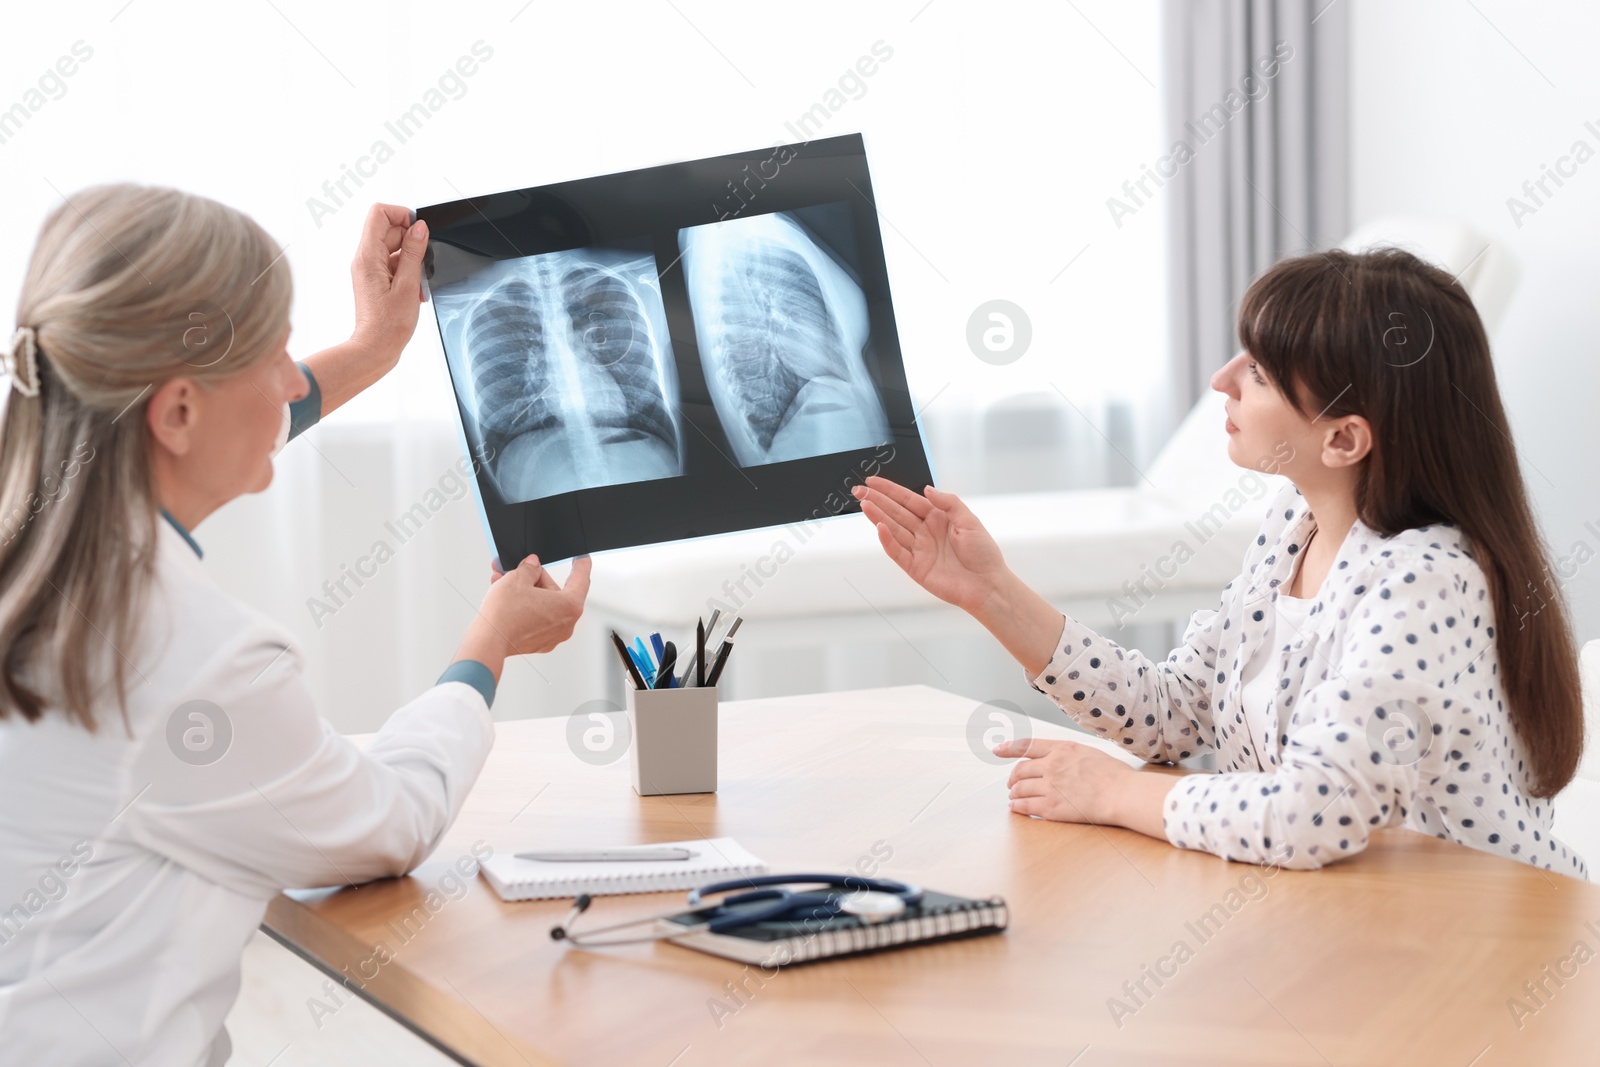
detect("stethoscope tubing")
[553,874,923,947]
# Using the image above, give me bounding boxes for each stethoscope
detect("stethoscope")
[549,874,924,947]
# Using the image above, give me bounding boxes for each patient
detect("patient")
[856,247,1587,877]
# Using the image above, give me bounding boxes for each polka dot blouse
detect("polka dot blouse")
[1029,482,1587,879]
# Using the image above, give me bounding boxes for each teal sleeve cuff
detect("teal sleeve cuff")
[287,362,322,441]
[436,659,496,708]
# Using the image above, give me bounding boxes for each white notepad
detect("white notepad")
[479,837,768,902]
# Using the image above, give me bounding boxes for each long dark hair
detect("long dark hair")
[1238,247,1583,799]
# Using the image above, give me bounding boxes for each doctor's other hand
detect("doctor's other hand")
[349,203,429,375]
[852,476,1008,615]
[464,555,592,665]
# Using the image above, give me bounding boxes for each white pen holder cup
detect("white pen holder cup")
[625,685,718,796]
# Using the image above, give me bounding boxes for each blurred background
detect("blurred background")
[2,0,1597,747]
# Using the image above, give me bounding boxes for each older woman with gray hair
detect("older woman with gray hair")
[0,186,590,1066]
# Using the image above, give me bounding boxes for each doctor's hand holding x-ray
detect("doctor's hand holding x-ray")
[170,200,593,680]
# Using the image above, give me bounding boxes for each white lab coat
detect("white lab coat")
[0,519,496,1066]
[1031,481,1588,878]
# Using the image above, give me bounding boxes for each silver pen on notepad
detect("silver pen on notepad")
[515,848,700,862]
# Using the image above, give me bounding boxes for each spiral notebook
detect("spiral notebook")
[662,889,1009,966]
[479,838,768,901]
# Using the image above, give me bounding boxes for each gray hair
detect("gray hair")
[0,183,293,728]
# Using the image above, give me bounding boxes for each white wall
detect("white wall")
[1351,0,1600,779]
[1350,0,1600,647]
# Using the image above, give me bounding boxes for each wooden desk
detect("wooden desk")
[265,685,1600,1066]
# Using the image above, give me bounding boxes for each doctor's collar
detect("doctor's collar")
[159,507,203,559]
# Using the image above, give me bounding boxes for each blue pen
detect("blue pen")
[650,632,666,663]
[624,633,649,684]
[628,643,655,687]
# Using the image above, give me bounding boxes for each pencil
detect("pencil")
[695,618,706,687]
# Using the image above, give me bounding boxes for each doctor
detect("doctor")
[0,184,590,1066]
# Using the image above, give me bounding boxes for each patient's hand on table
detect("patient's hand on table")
[852,477,1008,616]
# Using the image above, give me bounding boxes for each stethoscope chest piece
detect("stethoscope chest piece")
[835,890,907,922]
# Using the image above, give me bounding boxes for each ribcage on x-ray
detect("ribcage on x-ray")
[467,279,556,439]
[715,245,849,450]
[451,249,682,503]
[683,208,890,469]
[559,266,675,449]
[465,266,674,452]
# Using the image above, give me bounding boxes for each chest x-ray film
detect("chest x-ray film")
[417,134,933,565]
[432,243,682,502]
[678,206,891,468]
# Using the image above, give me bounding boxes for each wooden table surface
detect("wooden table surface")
[264,685,1600,1067]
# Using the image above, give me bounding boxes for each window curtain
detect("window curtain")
[1160,0,1349,429]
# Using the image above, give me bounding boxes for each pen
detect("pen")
[702,616,743,686]
[704,640,732,688]
[655,641,677,688]
[628,644,655,688]
[610,631,647,690]
[517,848,700,862]
[649,632,666,664]
[631,637,656,687]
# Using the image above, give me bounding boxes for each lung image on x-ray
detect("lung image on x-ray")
[678,206,891,468]
[432,245,684,503]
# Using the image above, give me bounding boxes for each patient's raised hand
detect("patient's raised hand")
[853,476,1008,615]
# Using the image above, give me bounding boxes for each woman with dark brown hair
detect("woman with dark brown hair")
[856,247,1587,877]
